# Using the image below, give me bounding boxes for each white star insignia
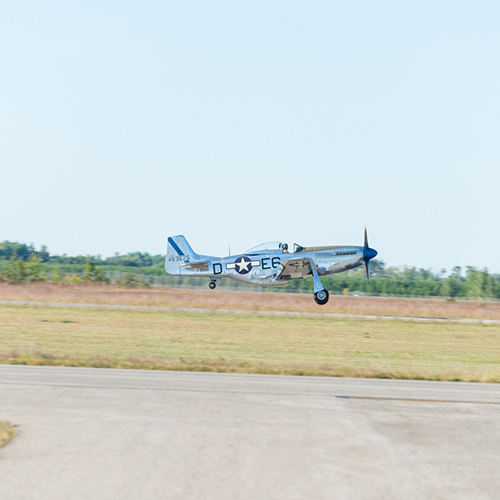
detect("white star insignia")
[236,259,250,272]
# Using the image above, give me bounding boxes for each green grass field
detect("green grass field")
[1,304,499,382]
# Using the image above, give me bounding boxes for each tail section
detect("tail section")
[166,235,198,275]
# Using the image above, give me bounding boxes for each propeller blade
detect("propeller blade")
[363,226,377,281]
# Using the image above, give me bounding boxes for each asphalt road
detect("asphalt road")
[1,366,500,500]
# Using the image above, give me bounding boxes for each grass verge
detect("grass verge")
[1,304,500,382]
[0,422,17,448]
[2,283,500,319]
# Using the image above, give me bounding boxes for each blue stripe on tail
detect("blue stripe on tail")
[168,237,184,256]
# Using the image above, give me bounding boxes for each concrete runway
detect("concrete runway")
[1,366,499,500]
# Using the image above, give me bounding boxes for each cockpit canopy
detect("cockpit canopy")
[245,241,286,254]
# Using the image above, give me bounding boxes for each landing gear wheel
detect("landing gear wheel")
[209,281,216,290]
[314,289,329,305]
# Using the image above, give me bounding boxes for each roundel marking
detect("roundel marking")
[234,256,252,275]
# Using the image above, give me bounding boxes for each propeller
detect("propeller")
[363,226,378,281]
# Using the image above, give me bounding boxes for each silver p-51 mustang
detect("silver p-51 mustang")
[165,229,378,305]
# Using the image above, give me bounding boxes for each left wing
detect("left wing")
[276,258,313,280]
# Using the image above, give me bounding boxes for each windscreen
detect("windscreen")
[245,241,283,253]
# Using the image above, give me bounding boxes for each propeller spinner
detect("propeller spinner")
[362,226,378,281]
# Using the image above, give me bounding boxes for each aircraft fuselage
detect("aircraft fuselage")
[165,234,377,304]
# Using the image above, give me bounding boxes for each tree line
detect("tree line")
[287,266,500,299]
[1,240,499,298]
[0,240,163,267]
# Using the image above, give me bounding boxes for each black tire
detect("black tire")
[209,281,216,290]
[314,289,329,305]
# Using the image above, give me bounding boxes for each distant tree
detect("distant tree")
[104,252,156,267]
[0,241,51,262]
[50,267,64,283]
[417,268,436,281]
[38,245,50,262]
[66,274,82,284]
[3,253,27,283]
[401,267,418,281]
[464,267,494,299]
[441,266,465,298]
[25,254,43,282]
[368,259,385,277]
[118,272,151,288]
[82,260,108,284]
[0,241,33,261]
[49,254,88,265]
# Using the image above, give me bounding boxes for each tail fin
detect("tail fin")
[166,235,198,275]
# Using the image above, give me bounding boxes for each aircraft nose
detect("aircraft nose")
[363,247,378,261]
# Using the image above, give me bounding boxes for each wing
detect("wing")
[276,258,313,280]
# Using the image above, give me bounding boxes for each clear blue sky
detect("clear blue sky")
[1,1,499,272]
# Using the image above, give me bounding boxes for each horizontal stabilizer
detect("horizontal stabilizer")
[180,260,209,270]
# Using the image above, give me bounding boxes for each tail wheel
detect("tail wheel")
[209,281,216,290]
[314,289,329,305]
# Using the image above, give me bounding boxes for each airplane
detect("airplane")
[165,228,378,305]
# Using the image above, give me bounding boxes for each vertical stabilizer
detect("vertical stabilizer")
[166,235,198,275]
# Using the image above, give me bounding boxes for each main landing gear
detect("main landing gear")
[310,259,329,306]
[209,280,217,290]
[314,289,329,305]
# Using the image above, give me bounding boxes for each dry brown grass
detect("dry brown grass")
[0,421,17,448]
[1,283,500,319]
